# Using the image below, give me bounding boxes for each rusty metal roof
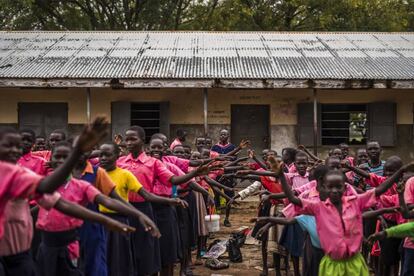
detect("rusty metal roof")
[1,31,414,81]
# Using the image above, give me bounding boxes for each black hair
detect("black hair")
[295,150,308,159]
[52,141,72,154]
[20,129,36,140]
[282,147,297,160]
[267,149,277,155]
[385,155,403,168]
[325,156,341,164]
[151,133,167,141]
[324,170,347,182]
[366,140,380,147]
[51,129,66,140]
[173,144,185,151]
[128,126,146,141]
[176,129,186,137]
[182,143,192,149]
[102,142,120,156]
[36,135,46,140]
[312,165,329,181]
[0,127,19,140]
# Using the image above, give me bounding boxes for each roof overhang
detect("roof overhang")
[0,78,413,89]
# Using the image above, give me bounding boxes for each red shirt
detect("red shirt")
[18,152,47,176]
[117,153,174,202]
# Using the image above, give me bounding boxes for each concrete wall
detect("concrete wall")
[1,87,413,160]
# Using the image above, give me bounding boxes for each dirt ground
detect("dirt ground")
[172,195,297,276]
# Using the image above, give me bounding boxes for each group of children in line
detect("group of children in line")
[2,118,414,276]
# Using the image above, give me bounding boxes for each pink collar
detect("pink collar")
[125,152,150,163]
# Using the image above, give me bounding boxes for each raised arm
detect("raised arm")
[37,117,108,194]
[224,139,250,156]
[268,157,302,206]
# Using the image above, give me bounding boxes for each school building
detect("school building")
[1,31,414,159]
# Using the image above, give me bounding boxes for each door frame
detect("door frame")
[230,104,271,150]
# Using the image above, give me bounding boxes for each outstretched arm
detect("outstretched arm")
[94,194,160,237]
[204,176,234,192]
[138,188,188,208]
[362,207,399,219]
[55,198,135,233]
[224,139,250,156]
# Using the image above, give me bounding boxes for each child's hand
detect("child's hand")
[368,231,387,244]
[207,195,215,207]
[170,198,189,208]
[239,139,251,149]
[105,218,136,233]
[341,159,351,168]
[255,224,270,239]
[248,149,255,159]
[195,161,223,176]
[268,156,283,176]
[114,134,123,144]
[139,215,161,238]
[297,145,306,151]
[397,181,406,194]
[75,116,109,153]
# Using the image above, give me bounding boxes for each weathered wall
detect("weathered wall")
[1,87,413,160]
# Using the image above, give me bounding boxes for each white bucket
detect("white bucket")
[205,214,220,232]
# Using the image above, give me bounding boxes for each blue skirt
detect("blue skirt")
[130,202,161,275]
[279,223,305,257]
[79,203,107,276]
[152,203,180,266]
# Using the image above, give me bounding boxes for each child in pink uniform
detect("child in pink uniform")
[276,155,414,276]
[0,117,110,276]
[32,129,66,161]
[36,141,158,276]
[118,126,218,275]
[18,129,48,176]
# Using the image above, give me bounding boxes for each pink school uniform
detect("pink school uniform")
[32,150,52,161]
[403,177,414,249]
[18,152,48,176]
[117,152,174,202]
[295,189,378,260]
[162,155,190,173]
[36,177,101,259]
[285,172,310,190]
[0,161,44,239]
[169,138,182,150]
[0,192,60,257]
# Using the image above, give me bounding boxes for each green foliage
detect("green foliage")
[0,0,412,31]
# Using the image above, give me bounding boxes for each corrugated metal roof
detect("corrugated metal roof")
[1,31,414,80]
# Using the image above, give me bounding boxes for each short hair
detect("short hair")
[36,135,46,140]
[173,144,185,151]
[339,143,348,147]
[295,150,308,160]
[151,133,167,141]
[268,149,277,155]
[51,129,66,140]
[282,147,297,159]
[366,140,380,147]
[19,128,36,140]
[385,155,403,168]
[325,156,340,164]
[312,165,329,181]
[52,141,72,153]
[0,127,19,140]
[176,129,186,137]
[128,126,146,141]
[102,142,120,156]
[324,170,346,182]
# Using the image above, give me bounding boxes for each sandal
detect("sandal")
[205,258,229,270]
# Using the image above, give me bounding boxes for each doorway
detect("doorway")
[231,105,270,154]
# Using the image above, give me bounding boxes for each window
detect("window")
[321,104,367,145]
[130,103,160,143]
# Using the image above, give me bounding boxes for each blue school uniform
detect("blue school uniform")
[78,166,108,276]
